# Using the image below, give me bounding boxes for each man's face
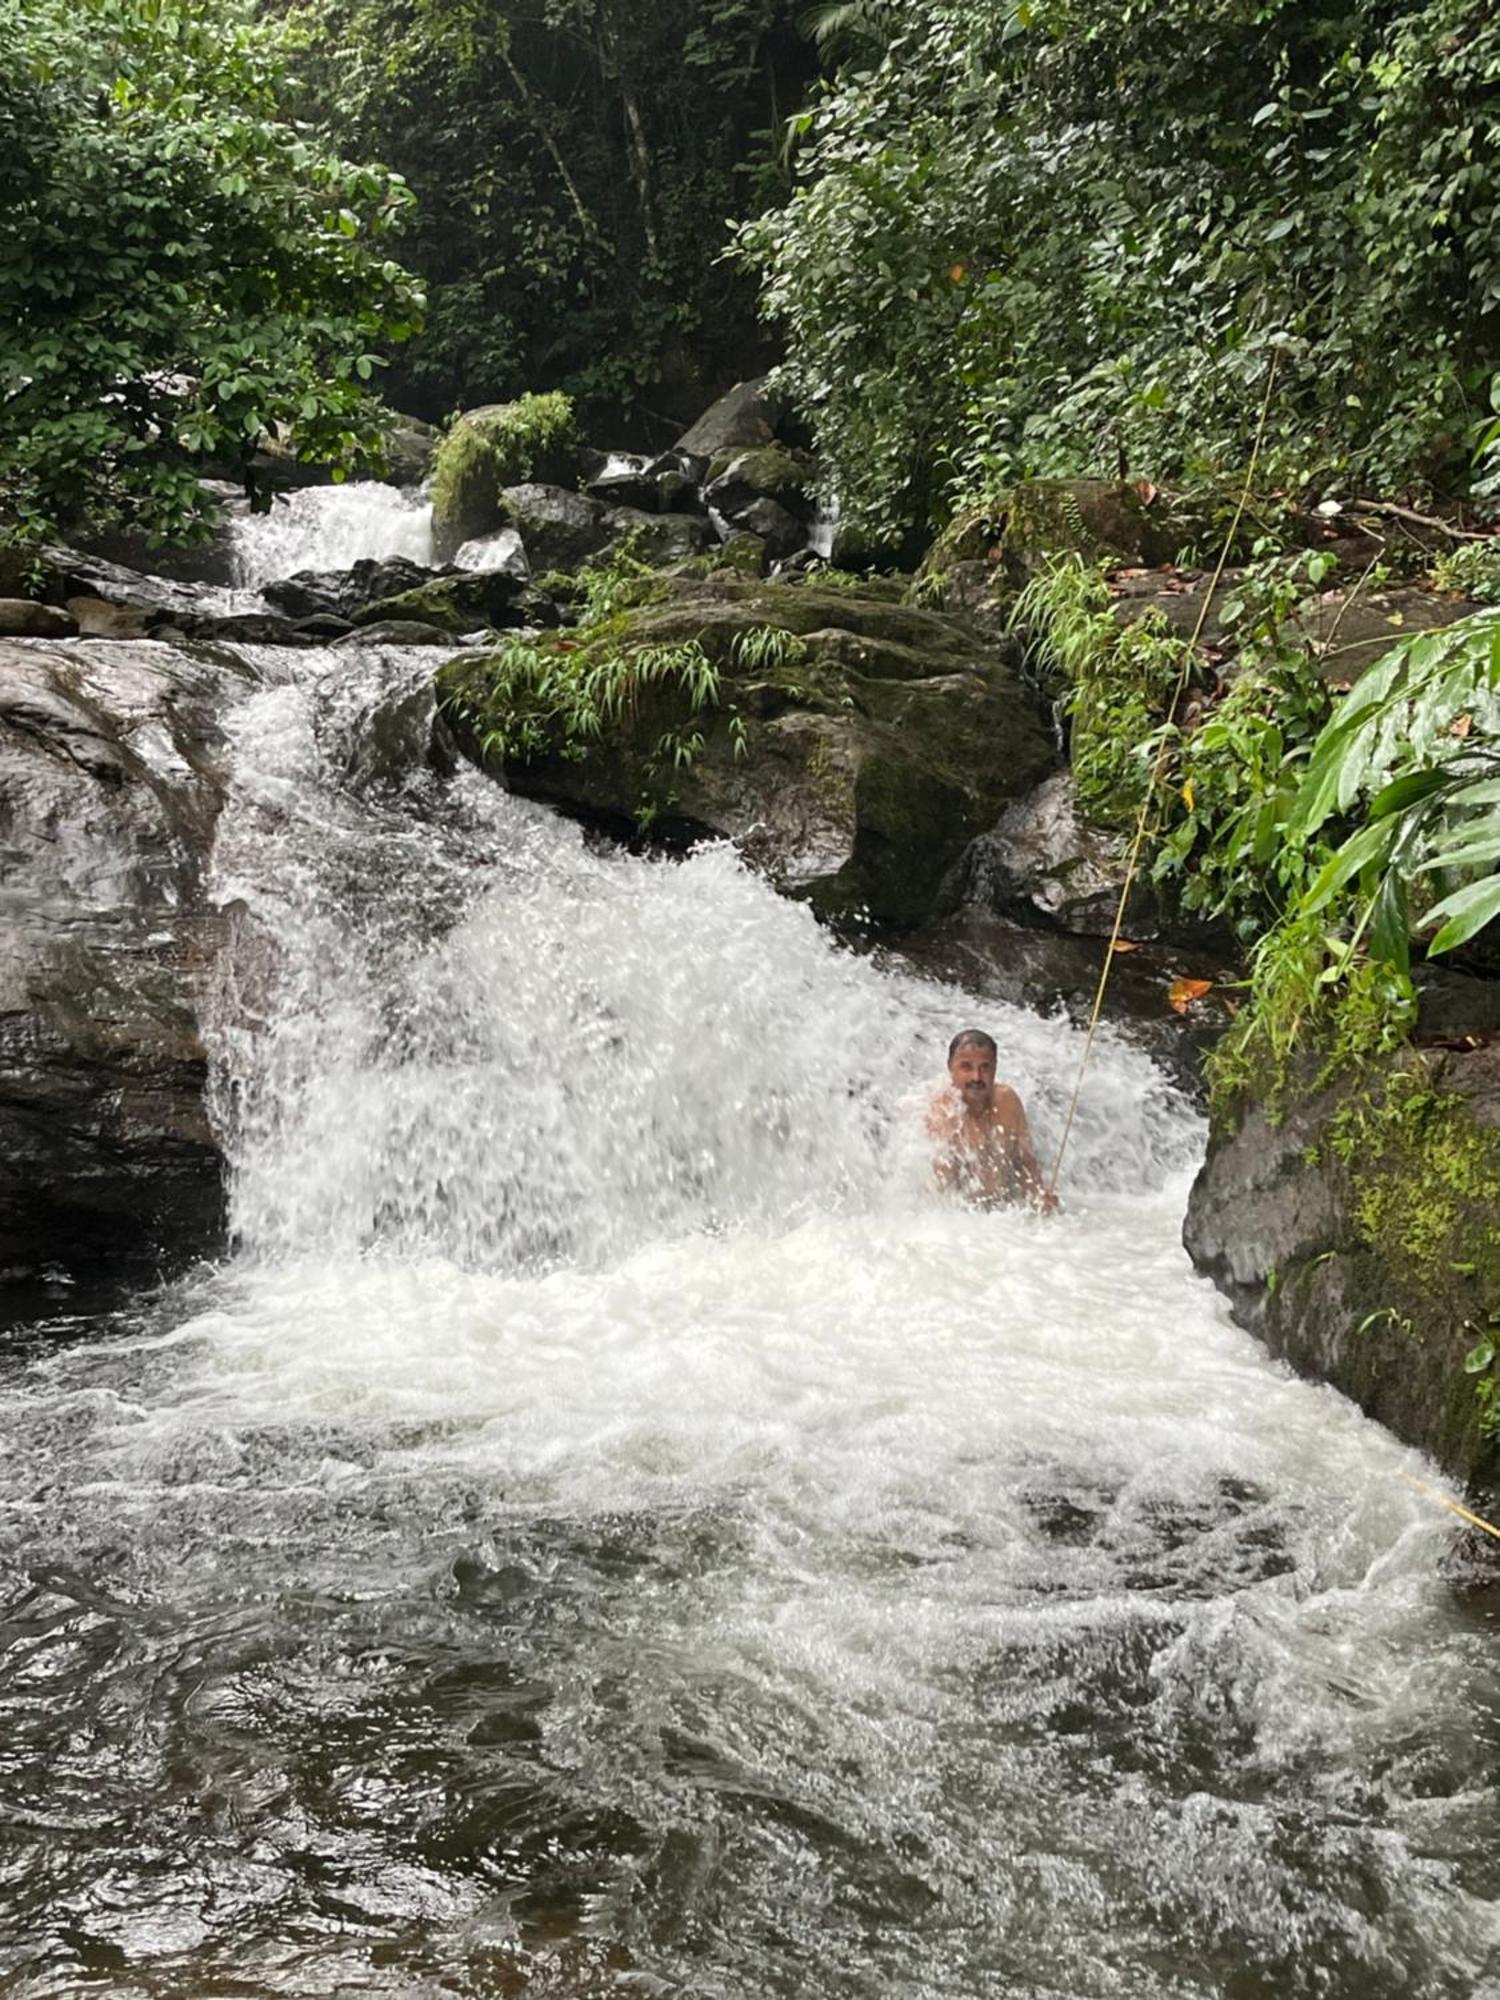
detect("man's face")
[948,1041,996,1109]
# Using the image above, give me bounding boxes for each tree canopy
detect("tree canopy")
[739,0,1500,536]
[0,0,424,543]
[278,0,807,421]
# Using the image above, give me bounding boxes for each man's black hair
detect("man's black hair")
[948,1028,997,1062]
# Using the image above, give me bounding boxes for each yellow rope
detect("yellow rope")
[1044,353,1282,1202]
[1403,1472,1500,1546]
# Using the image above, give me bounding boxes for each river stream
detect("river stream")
[3,490,1498,1999]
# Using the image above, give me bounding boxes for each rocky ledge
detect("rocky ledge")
[0,637,250,1284]
[438,572,1059,929]
[1185,1047,1500,1499]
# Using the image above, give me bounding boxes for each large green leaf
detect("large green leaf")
[1426,875,1500,954]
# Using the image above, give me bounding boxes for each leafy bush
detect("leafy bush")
[1010,558,1188,827]
[740,0,1500,539]
[0,0,423,545]
[1207,607,1500,1115]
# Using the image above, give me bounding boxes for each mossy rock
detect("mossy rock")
[436,572,1055,928]
[430,395,579,562]
[1185,1046,1500,1499]
[704,446,817,518]
[351,570,526,634]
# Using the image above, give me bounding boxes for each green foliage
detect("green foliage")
[1207,607,1500,1119]
[1206,908,1418,1122]
[1010,558,1187,827]
[741,0,1500,539]
[281,0,802,414]
[1431,538,1500,606]
[1152,551,1341,936]
[1291,609,1500,960]
[1328,1070,1500,1430]
[0,0,423,545]
[451,632,722,765]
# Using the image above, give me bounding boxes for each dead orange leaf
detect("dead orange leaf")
[1168,976,1213,1014]
[1111,939,1141,953]
[1453,712,1473,738]
[948,262,968,283]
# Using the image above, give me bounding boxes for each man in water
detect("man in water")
[926,1029,1058,1213]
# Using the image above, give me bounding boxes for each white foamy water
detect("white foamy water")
[3,616,1500,1997]
[230,480,433,589]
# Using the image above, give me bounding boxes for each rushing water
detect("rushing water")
[231,482,435,591]
[3,497,1500,1998]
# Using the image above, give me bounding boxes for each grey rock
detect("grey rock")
[1184,1045,1500,1496]
[954,771,1147,937]
[452,528,530,584]
[0,637,252,1282]
[262,556,437,622]
[497,484,610,573]
[734,497,807,561]
[382,412,439,487]
[674,378,782,461]
[600,508,714,566]
[0,599,78,639]
[336,619,455,647]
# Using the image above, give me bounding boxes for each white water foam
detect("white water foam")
[230,480,433,590]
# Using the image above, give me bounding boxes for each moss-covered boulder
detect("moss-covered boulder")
[436,574,1056,928]
[1185,1047,1500,1500]
[704,446,816,520]
[430,395,579,561]
[351,569,528,635]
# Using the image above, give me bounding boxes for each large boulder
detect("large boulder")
[381,411,439,488]
[0,638,249,1284]
[439,575,1058,928]
[703,446,816,523]
[600,508,714,567]
[1185,1047,1500,1497]
[349,567,530,635]
[497,485,611,574]
[674,378,783,462]
[952,771,1152,937]
[430,397,579,561]
[261,555,439,622]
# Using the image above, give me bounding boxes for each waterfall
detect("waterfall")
[230,480,433,589]
[0,509,1494,2000]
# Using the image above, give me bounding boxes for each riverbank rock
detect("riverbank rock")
[951,772,1148,937]
[430,400,581,561]
[1184,1048,1500,1497]
[0,637,248,1285]
[439,574,1057,927]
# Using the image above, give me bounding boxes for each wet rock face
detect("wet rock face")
[440,575,1058,929]
[1184,1048,1500,1495]
[0,638,246,1282]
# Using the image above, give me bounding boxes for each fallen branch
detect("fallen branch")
[1349,498,1487,543]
